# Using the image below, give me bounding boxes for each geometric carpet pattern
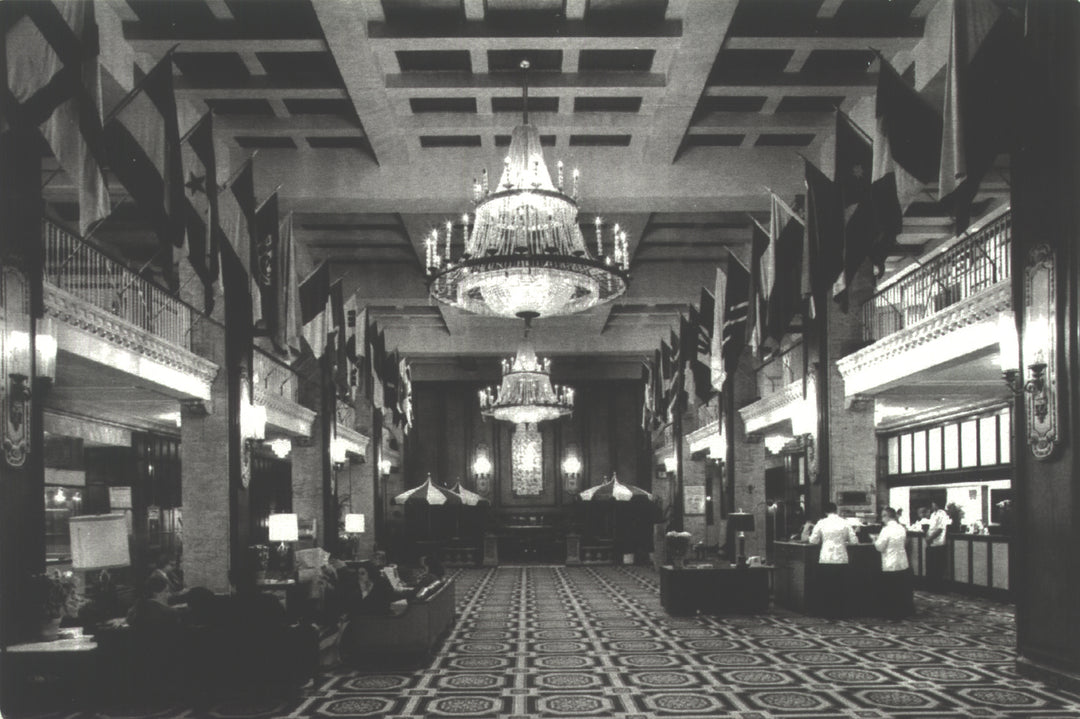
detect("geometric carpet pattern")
[15,565,1080,718]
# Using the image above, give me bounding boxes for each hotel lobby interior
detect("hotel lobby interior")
[2,0,1080,717]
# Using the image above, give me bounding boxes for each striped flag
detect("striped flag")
[299,261,332,358]
[721,254,750,385]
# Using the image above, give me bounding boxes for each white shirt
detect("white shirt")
[874,519,909,572]
[809,514,858,564]
[927,509,950,547]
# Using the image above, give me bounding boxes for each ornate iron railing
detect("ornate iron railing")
[861,210,1011,342]
[43,219,193,349]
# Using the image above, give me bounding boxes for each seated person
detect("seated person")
[410,554,444,589]
[347,561,408,616]
[127,573,182,632]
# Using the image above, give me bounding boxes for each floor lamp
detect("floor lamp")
[344,513,365,560]
[268,513,299,579]
[70,513,131,617]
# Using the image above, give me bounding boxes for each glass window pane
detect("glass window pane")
[913,430,927,472]
[961,419,979,467]
[944,424,960,469]
[999,408,1011,464]
[887,436,899,475]
[980,416,998,465]
[928,427,943,471]
[900,433,912,474]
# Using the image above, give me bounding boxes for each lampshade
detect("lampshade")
[344,513,365,534]
[268,513,299,542]
[69,514,130,570]
[729,512,755,533]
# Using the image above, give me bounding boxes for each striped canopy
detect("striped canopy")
[449,482,490,506]
[393,477,463,506]
[579,475,652,502]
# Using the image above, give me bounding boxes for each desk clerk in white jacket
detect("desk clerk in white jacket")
[808,502,858,618]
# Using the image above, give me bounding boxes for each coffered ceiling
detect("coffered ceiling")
[43,0,1012,377]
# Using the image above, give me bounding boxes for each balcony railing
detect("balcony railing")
[43,219,193,350]
[861,209,1011,343]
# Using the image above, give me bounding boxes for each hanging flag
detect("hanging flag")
[220,238,252,393]
[299,260,332,358]
[4,0,110,235]
[221,155,261,334]
[102,52,184,287]
[253,192,288,351]
[385,348,402,427]
[687,304,713,403]
[343,292,359,395]
[747,216,770,355]
[329,278,348,394]
[721,254,750,384]
[641,360,655,432]
[370,328,386,412]
[668,324,686,421]
[804,158,844,312]
[872,55,942,212]
[400,355,414,432]
[764,198,805,350]
[652,348,663,428]
[282,213,302,355]
[179,111,220,311]
[353,306,368,398]
[659,339,673,424]
[710,268,726,392]
[939,0,1024,232]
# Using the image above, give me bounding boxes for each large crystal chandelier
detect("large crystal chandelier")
[427,60,629,319]
[478,322,573,425]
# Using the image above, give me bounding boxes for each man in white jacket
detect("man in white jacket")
[808,502,858,618]
[873,507,913,618]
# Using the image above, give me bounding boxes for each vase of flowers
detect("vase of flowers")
[31,570,78,640]
[665,531,692,569]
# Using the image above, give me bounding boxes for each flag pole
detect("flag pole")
[102,44,180,126]
[219,151,259,194]
[255,183,285,214]
[760,185,806,227]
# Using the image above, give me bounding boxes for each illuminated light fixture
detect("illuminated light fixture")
[268,438,292,459]
[330,437,348,466]
[764,434,792,455]
[378,457,391,477]
[561,454,581,477]
[427,59,628,320]
[999,245,1058,459]
[478,320,573,425]
[240,400,266,442]
[663,455,677,473]
[344,513,365,534]
[472,453,492,478]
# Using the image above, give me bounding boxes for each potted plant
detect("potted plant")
[664,530,692,569]
[31,569,79,640]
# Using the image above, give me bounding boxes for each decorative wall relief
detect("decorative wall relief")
[511,423,543,496]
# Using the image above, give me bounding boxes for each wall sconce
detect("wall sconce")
[330,436,348,466]
[562,447,581,492]
[472,442,492,494]
[999,245,1058,459]
[378,457,392,477]
[764,434,791,455]
[663,455,677,474]
[240,401,266,443]
[267,438,292,459]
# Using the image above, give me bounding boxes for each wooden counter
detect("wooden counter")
[773,541,895,617]
[659,564,771,615]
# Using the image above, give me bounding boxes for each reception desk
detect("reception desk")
[773,541,898,617]
[659,565,771,615]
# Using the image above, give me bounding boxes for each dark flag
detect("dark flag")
[102,52,184,287]
[659,339,673,424]
[668,323,686,420]
[641,360,654,431]
[804,159,843,311]
[220,239,252,394]
[4,0,110,234]
[385,349,402,427]
[721,254,750,383]
[688,304,713,403]
[872,55,942,212]
[938,0,1024,232]
[299,261,332,358]
[329,278,347,395]
[254,192,288,350]
[653,348,663,428]
[180,111,221,311]
[764,205,805,349]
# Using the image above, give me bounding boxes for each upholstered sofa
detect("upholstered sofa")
[339,578,455,661]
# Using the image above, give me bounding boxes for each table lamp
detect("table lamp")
[729,512,755,569]
[344,513,365,559]
[267,513,299,578]
[70,513,131,611]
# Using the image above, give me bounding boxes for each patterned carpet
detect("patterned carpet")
[11,565,1080,718]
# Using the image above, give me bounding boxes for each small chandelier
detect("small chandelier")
[427,59,629,319]
[479,321,573,425]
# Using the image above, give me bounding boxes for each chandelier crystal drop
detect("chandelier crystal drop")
[427,59,629,319]
[478,323,573,425]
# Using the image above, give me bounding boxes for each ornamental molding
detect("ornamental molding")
[686,420,720,454]
[336,425,370,459]
[255,385,317,438]
[45,284,219,398]
[739,379,804,435]
[836,281,1011,398]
